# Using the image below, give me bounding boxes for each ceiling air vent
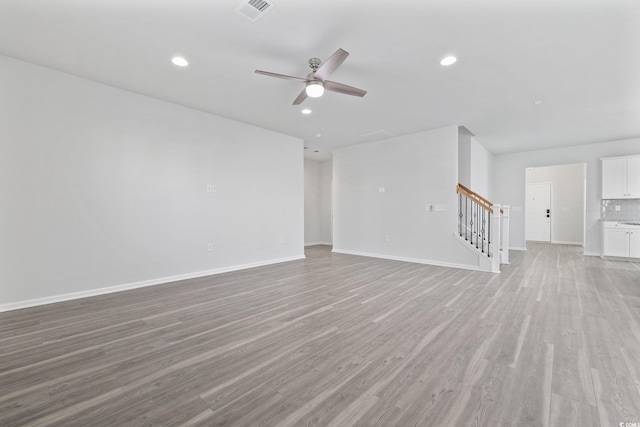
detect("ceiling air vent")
[236,0,276,22]
[360,130,395,141]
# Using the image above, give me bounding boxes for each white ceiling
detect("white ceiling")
[1,0,639,161]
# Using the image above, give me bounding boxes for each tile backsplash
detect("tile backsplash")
[601,199,640,221]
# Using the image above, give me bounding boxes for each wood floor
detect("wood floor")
[2,243,640,426]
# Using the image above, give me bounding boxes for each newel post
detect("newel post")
[501,205,510,264]
[491,204,501,273]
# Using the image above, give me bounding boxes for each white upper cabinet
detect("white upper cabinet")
[602,155,640,199]
[627,156,640,198]
[602,157,627,198]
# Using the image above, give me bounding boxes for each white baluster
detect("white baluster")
[501,205,510,264]
[491,204,501,273]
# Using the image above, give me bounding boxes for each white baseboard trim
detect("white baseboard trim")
[600,254,640,261]
[331,248,484,272]
[304,241,332,247]
[0,254,306,313]
[510,246,527,251]
[551,240,584,246]
[583,251,601,257]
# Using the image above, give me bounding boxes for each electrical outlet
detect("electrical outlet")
[378,187,385,193]
[615,205,621,212]
[384,235,390,242]
[207,243,213,252]
[206,184,217,193]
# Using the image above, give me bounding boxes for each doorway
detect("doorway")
[525,163,586,246]
[526,183,551,242]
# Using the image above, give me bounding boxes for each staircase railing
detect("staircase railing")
[456,183,509,272]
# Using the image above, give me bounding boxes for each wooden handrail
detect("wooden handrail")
[456,183,503,214]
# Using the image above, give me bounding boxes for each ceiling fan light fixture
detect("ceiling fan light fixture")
[305,81,324,98]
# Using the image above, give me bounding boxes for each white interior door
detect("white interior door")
[526,183,551,242]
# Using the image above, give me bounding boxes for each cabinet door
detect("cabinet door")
[603,228,629,257]
[626,157,640,198]
[629,230,640,258]
[602,158,627,198]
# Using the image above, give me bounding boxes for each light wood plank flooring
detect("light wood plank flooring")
[1,243,640,426]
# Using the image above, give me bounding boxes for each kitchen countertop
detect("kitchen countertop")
[602,220,640,227]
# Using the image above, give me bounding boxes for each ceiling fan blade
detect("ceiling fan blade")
[292,88,308,105]
[255,70,308,83]
[314,48,349,81]
[324,80,367,97]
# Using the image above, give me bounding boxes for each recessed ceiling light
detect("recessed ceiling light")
[171,56,189,67]
[301,109,312,115]
[440,56,457,66]
[315,133,322,137]
[534,100,543,105]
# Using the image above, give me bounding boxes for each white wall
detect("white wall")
[304,158,321,244]
[493,138,640,254]
[458,127,471,188]
[319,160,333,244]
[304,158,332,246]
[332,126,479,269]
[470,136,493,200]
[0,55,304,309]
[526,164,586,245]
[458,127,493,200]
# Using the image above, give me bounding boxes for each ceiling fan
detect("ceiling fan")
[255,48,367,105]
